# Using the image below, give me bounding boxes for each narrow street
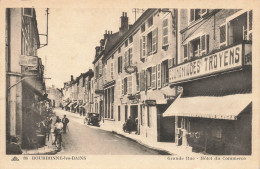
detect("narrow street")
[54,109,161,155]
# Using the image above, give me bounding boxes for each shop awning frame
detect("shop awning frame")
[163,93,252,120]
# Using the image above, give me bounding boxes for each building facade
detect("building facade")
[46,85,63,108]
[5,8,46,148]
[164,9,252,155]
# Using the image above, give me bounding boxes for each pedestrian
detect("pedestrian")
[53,118,63,145]
[62,115,69,133]
[6,135,23,155]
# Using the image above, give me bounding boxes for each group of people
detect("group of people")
[52,115,69,145]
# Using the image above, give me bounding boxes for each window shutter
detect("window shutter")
[200,34,206,56]
[124,51,128,68]
[136,72,140,92]
[111,62,114,80]
[168,58,173,68]
[118,57,120,74]
[140,38,143,59]
[127,76,132,94]
[152,28,158,53]
[206,34,209,53]
[183,44,188,59]
[142,36,146,57]
[121,79,124,95]
[129,48,133,65]
[151,66,157,89]
[99,60,102,75]
[162,18,169,46]
[140,70,146,91]
[190,9,195,22]
[248,10,252,40]
[157,64,161,89]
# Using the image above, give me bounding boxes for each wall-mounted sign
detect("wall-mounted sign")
[19,55,38,67]
[169,44,243,84]
[125,65,137,74]
[145,100,156,106]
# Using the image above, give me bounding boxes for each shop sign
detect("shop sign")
[169,44,243,84]
[145,100,156,106]
[125,65,137,74]
[19,55,38,67]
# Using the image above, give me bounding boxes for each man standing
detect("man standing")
[62,115,69,133]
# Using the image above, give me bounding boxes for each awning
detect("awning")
[64,101,71,107]
[68,101,77,107]
[163,94,252,120]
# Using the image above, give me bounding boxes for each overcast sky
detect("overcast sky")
[36,8,144,88]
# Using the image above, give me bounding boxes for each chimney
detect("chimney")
[95,46,101,56]
[71,75,74,81]
[120,12,129,34]
[104,30,111,39]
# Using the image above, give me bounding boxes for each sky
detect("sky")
[35,8,144,89]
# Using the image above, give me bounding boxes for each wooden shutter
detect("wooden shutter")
[124,51,128,68]
[99,60,102,75]
[162,18,169,46]
[168,58,173,68]
[128,76,132,94]
[206,34,209,53]
[118,57,120,74]
[151,66,157,89]
[140,70,146,91]
[152,28,158,53]
[190,9,195,22]
[142,36,146,57]
[129,48,133,65]
[200,34,206,56]
[121,79,124,95]
[111,62,114,79]
[157,64,161,89]
[136,72,140,92]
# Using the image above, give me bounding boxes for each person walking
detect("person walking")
[62,115,69,133]
[53,118,63,145]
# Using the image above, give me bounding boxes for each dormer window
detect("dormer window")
[189,9,208,23]
[125,40,128,47]
[141,24,146,33]
[129,35,133,43]
[148,17,153,27]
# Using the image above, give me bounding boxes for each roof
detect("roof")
[102,9,157,62]
[163,94,252,120]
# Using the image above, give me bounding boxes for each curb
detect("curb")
[110,130,173,155]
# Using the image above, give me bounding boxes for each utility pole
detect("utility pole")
[132,8,145,22]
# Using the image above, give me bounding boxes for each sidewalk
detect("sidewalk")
[22,120,58,155]
[99,122,202,156]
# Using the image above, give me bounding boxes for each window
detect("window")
[183,34,209,60]
[125,40,128,47]
[152,28,158,53]
[228,12,249,45]
[129,35,133,43]
[95,65,99,79]
[118,56,122,74]
[141,24,145,33]
[162,18,169,47]
[121,79,124,95]
[118,47,121,53]
[124,51,128,67]
[99,60,102,76]
[147,32,153,56]
[124,77,127,95]
[111,87,114,119]
[146,67,152,89]
[161,60,169,87]
[118,106,121,121]
[125,105,128,122]
[148,17,153,27]
[23,8,33,17]
[189,9,207,23]
[212,126,222,139]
